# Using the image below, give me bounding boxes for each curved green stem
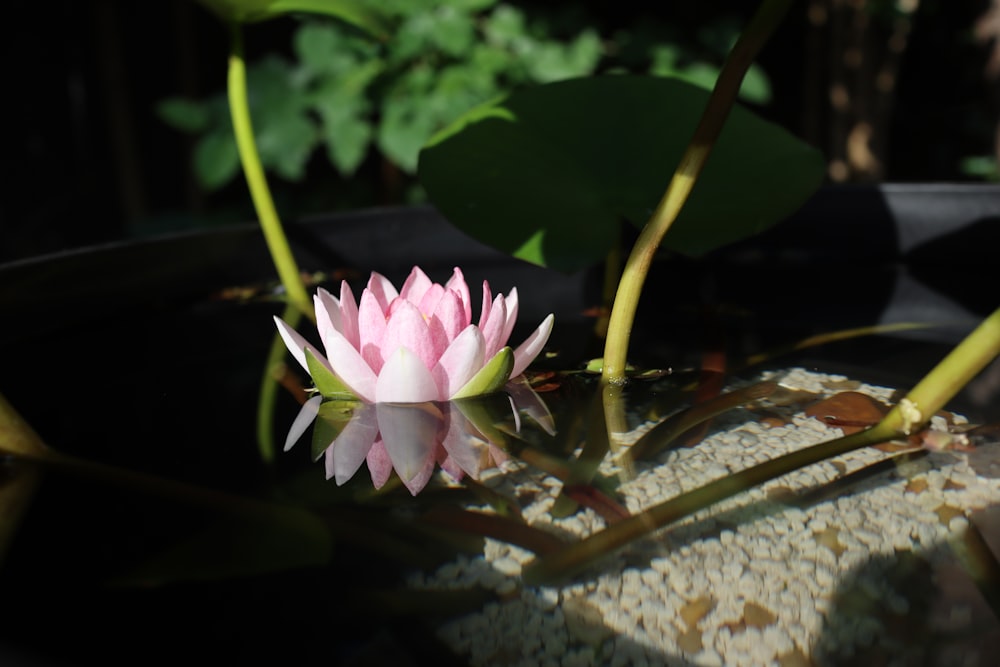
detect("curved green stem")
[601,0,794,384]
[227,22,314,321]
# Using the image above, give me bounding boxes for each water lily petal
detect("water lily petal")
[480,294,508,360]
[499,287,519,349]
[366,271,399,313]
[357,289,388,372]
[382,299,438,371]
[324,403,378,485]
[417,283,445,320]
[445,267,472,324]
[478,280,492,329]
[400,265,433,306]
[428,288,467,347]
[376,347,440,402]
[432,325,485,399]
[322,325,378,402]
[338,281,360,350]
[377,402,441,494]
[284,395,322,452]
[274,316,327,373]
[511,313,555,377]
[439,403,486,479]
[506,374,557,435]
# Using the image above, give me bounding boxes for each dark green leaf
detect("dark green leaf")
[194,131,241,190]
[419,75,825,273]
[156,98,211,133]
[196,0,389,38]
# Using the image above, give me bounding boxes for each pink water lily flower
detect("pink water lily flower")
[274,266,554,403]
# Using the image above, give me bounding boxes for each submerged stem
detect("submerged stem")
[228,22,313,321]
[526,308,1000,584]
[601,0,794,384]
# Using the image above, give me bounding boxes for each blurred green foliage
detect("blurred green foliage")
[158,1,771,192]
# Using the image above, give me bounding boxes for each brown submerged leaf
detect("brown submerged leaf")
[805,391,890,434]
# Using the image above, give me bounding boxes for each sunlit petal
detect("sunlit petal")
[400,265,433,306]
[480,294,507,359]
[511,313,554,377]
[323,326,378,402]
[445,267,472,324]
[499,287,519,349]
[357,289,387,372]
[432,325,485,399]
[382,299,437,371]
[338,281,360,350]
[274,316,326,373]
[366,271,399,312]
[376,347,440,402]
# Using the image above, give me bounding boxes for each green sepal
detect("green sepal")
[311,398,361,461]
[304,347,356,399]
[451,347,514,399]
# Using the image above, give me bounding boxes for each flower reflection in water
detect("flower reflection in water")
[284,378,554,495]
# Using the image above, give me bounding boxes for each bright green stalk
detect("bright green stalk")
[227,22,314,321]
[601,0,794,384]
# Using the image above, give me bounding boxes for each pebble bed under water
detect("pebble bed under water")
[408,368,1000,666]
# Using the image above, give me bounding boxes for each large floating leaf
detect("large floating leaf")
[419,75,825,273]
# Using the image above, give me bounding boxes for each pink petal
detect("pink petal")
[417,283,445,319]
[366,271,399,313]
[431,325,485,399]
[375,347,440,402]
[399,266,433,306]
[382,299,438,371]
[445,267,472,324]
[324,403,379,485]
[338,282,360,350]
[283,395,322,452]
[273,316,329,374]
[322,326,378,402]
[428,288,467,347]
[478,280,493,328]
[511,313,554,377]
[499,287,519,349]
[357,289,388,373]
[480,294,508,360]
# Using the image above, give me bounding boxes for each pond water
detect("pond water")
[2,269,998,666]
[2,196,999,665]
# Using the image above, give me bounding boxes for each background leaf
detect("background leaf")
[419,75,825,273]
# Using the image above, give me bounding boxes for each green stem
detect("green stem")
[601,0,794,384]
[227,22,313,321]
[525,308,1000,584]
[257,303,303,463]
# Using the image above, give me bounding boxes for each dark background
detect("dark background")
[3,0,997,263]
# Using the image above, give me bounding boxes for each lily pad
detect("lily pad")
[419,75,825,273]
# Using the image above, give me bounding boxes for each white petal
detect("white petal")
[377,402,441,488]
[431,325,485,399]
[375,347,440,402]
[511,313,554,377]
[326,403,379,485]
[274,316,326,373]
[323,325,378,402]
[283,395,322,452]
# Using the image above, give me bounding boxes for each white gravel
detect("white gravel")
[408,368,1000,666]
